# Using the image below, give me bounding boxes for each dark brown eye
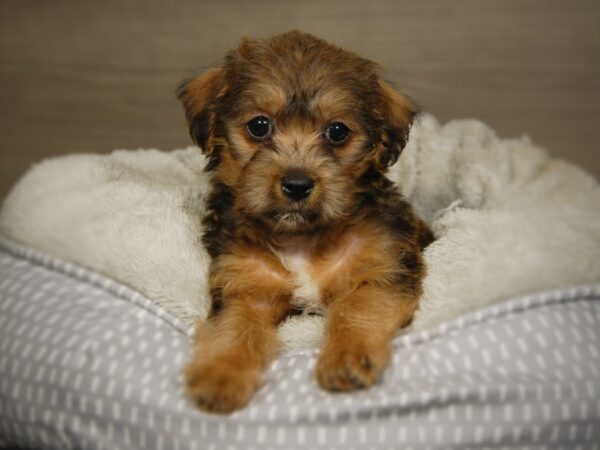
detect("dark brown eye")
[325,122,350,144]
[247,116,272,139]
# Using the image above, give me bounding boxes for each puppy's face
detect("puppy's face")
[178,31,415,234]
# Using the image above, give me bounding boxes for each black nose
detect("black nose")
[280,174,315,201]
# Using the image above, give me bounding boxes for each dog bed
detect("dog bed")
[1,114,600,448]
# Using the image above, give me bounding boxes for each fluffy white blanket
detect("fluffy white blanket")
[2,115,599,351]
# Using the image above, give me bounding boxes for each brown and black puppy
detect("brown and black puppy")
[178,31,433,413]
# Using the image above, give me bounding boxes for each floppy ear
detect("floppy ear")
[176,68,226,156]
[375,80,417,170]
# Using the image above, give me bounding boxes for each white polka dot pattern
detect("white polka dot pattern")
[1,236,600,449]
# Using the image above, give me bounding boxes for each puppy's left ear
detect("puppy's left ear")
[375,80,418,170]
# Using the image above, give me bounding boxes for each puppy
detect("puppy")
[177,31,433,413]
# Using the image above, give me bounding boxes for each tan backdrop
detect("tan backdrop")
[1,0,599,199]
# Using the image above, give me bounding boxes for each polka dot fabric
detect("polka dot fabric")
[1,236,599,450]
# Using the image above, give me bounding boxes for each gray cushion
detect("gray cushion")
[1,236,599,449]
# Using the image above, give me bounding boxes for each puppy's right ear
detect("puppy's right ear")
[176,68,226,155]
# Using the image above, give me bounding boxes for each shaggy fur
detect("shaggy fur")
[177,31,433,413]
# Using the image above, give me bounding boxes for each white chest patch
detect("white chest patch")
[276,250,324,315]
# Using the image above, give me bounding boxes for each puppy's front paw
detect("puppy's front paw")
[185,357,260,413]
[316,339,391,392]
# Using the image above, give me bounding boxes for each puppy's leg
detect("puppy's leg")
[316,284,418,391]
[185,302,279,413]
[186,254,291,413]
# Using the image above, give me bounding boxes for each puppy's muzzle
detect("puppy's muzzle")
[280,174,314,202]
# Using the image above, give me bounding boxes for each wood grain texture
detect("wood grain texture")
[1,0,599,199]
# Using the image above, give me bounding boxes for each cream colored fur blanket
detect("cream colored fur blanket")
[2,115,599,351]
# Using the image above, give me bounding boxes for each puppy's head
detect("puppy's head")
[178,31,416,234]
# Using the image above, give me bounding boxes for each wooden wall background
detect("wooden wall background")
[1,0,599,199]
